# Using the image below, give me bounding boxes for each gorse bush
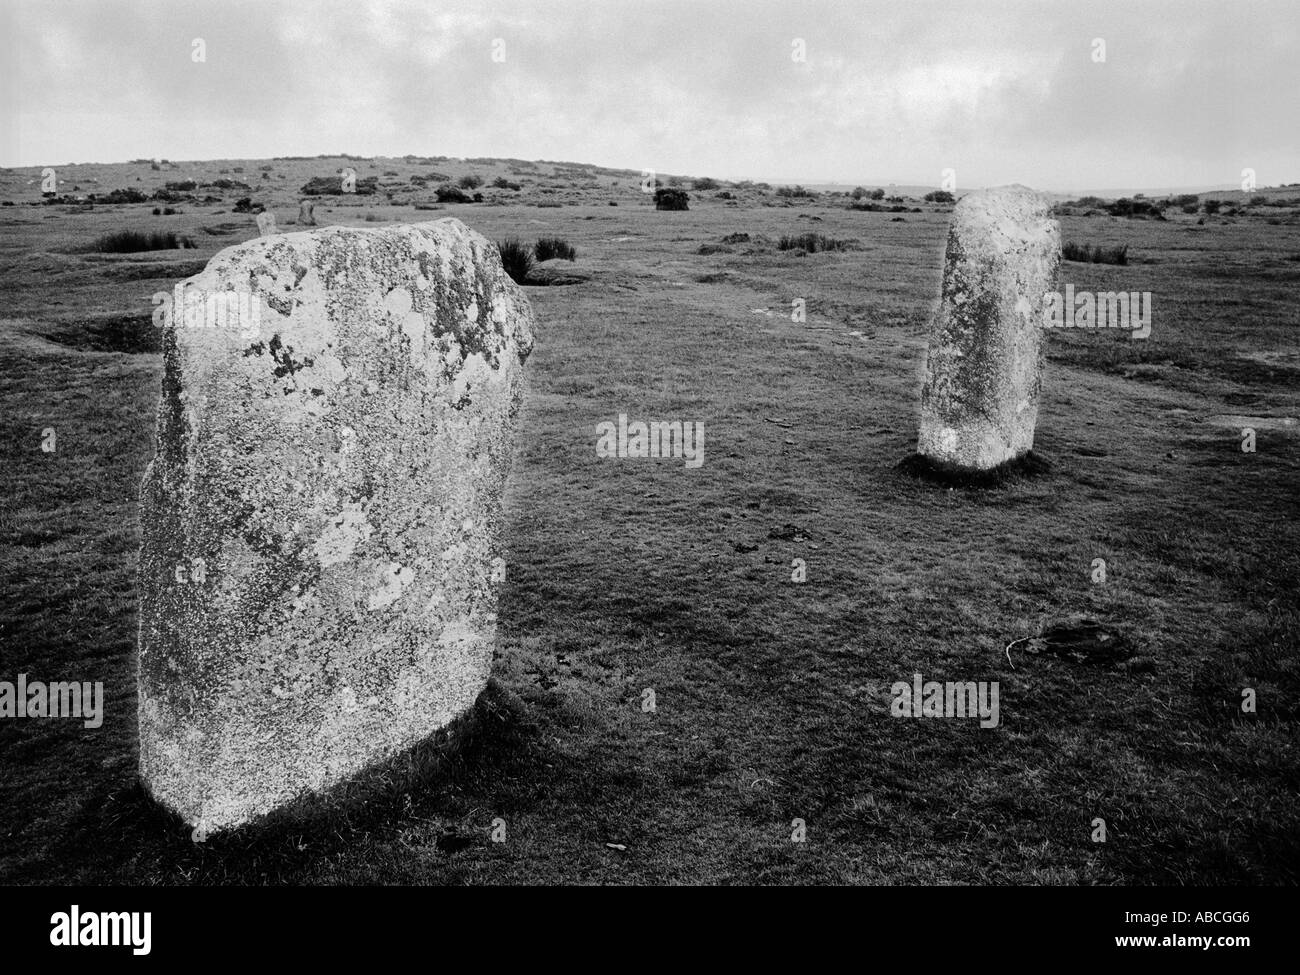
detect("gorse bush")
[300,175,376,196]
[848,202,914,213]
[534,237,576,261]
[775,185,816,198]
[100,188,150,204]
[851,187,884,200]
[435,185,473,203]
[777,233,855,253]
[93,230,196,253]
[654,188,689,211]
[458,174,483,189]
[497,238,533,284]
[1061,241,1129,265]
[1106,198,1164,219]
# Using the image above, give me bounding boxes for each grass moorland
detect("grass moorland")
[1,156,1298,884]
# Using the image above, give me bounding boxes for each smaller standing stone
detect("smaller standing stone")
[298,198,316,226]
[917,184,1060,471]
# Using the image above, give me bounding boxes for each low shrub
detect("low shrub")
[300,175,377,196]
[847,202,912,213]
[435,185,473,203]
[207,178,252,191]
[851,187,886,201]
[654,188,689,211]
[1107,198,1164,219]
[99,187,149,204]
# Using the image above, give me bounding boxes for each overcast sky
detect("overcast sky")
[2,0,1296,191]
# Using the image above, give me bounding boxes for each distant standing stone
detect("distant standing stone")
[137,218,535,831]
[917,185,1060,470]
[297,198,316,226]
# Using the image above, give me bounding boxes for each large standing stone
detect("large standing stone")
[917,185,1059,470]
[137,218,534,831]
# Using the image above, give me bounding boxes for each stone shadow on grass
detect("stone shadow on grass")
[42,679,544,883]
[895,450,1052,489]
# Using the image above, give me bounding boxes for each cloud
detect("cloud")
[4,0,1296,190]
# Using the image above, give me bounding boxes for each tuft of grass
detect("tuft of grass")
[777,232,855,253]
[91,230,195,253]
[534,237,576,262]
[497,238,534,284]
[1062,241,1129,265]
